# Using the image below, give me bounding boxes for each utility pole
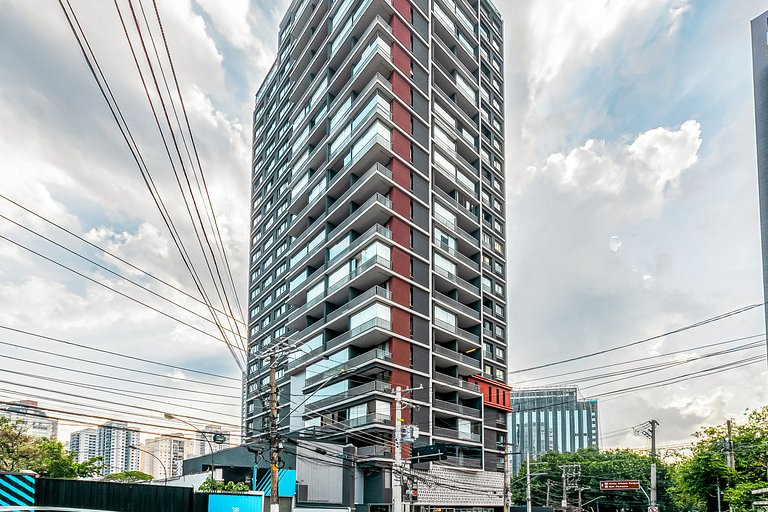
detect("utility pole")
[546,479,554,508]
[526,452,532,512]
[503,448,510,512]
[393,386,403,512]
[633,420,659,510]
[726,419,735,470]
[269,351,279,512]
[560,464,580,512]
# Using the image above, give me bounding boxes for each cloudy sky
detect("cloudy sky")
[0,0,766,451]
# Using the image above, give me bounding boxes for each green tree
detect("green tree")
[671,407,768,512]
[198,477,250,492]
[511,448,678,512]
[0,416,102,478]
[102,470,154,483]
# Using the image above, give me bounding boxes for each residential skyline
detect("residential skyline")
[0,0,765,451]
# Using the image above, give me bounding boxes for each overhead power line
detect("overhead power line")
[114,0,247,358]
[56,0,245,371]
[0,193,245,327]
[0,212,246,336]
[515,333,764,384]
[0,233,245,350]
[511,302,765,373]
[0,324,239,381]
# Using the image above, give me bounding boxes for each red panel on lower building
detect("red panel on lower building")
[468,374,512,412]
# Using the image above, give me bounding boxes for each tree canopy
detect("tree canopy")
[0,416,102,478]
[102,470,154,483]
[511,448,675,512]
[671,407,768,512]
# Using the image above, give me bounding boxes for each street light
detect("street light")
[581,496,604,512]
[128,444,167,486]
[164,412,215,484]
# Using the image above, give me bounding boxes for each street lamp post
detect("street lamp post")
[128,444,167,486]
[164,413,215,485]
[581,496,604,512]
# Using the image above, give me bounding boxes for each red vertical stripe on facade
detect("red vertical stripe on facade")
[391,101,412,135]
[390,15,411,50]
[389,158,411,190]
[390,72,410,103]
[389,219,411,249]
[392,0,411,22]
[390,187,411,219]
[391,44,410,76]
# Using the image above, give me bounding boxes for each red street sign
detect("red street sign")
[600,480,641,491]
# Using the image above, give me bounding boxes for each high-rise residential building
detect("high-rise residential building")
[69,428,98,463]
[97,421,140,476]
[246,0,508,507]
[752,10,768,351]
[0,400,58,439]
[141,434,187,480]
[508,387,599,474]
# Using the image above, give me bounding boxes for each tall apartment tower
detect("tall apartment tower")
[509,387,599,474]
[247,0,509,506]
[141,435,186,480]
[752,10,768,354]
[69,428,98,463]
[97,421,140,476]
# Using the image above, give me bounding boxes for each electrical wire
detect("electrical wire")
[0,193,245,327]
[510,302,765,373]
[0,324,239,381]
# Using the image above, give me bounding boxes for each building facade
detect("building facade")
[246,0,508,508]
[97,421,140,476]
[509,387,598,474]
[141,434,187,480]
[69,428,98,463]
[752,10,768,350]
[0,400,58,439]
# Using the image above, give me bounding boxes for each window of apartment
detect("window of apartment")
[495,368,505,381]
[494,303,505,318]
[329,233,352,261]
[483,342,493,356]
[350,302,391,329]
[484,363,492,376]
[494,240,503,254]
[495,325,505,340]
[359,241,390,265]
[434,305,456,327]
[494,282,504,296]
[328,264,349,289]
[495,346,505,360]
[434,253,456,275]
[307,281,324,303]
[435,227,457,249]
[434,201,456,226]
[483,320,493,333]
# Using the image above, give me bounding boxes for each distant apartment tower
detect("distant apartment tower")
[246,0,509,506]
[97,421,140,476]
[509,387,599,474]
[69,428,98,463]
[752,10,768,352]
[141,434,186,480]
[0,400,58,439]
